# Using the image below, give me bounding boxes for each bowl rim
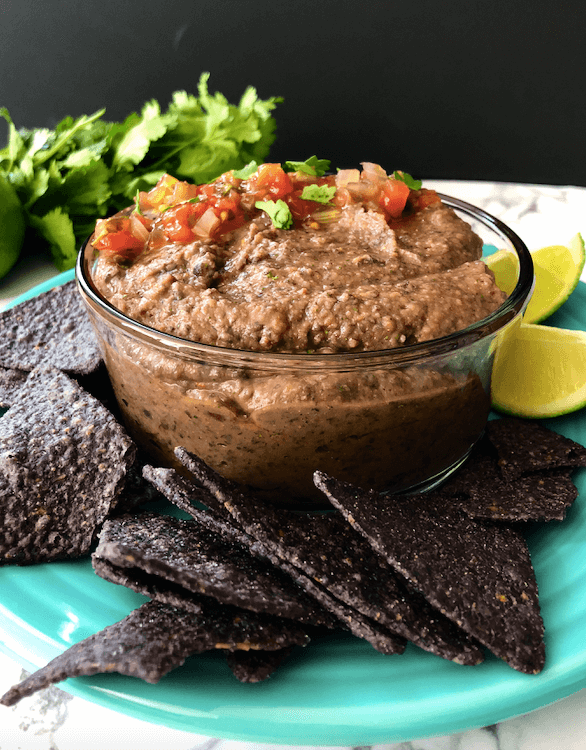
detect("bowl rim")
[76,193,534,370]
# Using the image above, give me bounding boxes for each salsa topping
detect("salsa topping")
[92,159,438,262]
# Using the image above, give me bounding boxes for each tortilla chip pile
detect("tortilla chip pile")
[1,282,586,707]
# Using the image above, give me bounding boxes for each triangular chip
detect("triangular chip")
[0,281,102,375]
[94,512,333,624]
[486,417,586,480]
[143,462,351,627]
[173,448,481,663]
[442,425,580,521]
[460,469,578,522]
[0,368,135,564]
[169,452,406,654]
[315,471,545,674]
[142,465,242,540]
[0,598,309,707]
[92,555,208,613]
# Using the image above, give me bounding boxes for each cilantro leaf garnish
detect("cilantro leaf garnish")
[255,199,293,229]
[393,170,422,190]
[283,156,331,177]
[232,161,259,179]
[300,184,336,204]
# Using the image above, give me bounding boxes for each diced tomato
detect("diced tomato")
[248,163,294,201]
[379,178,410,218]
[197,182,217,202]
[212,193,247,234]
[160,201,207,242]
[95,163,430,263]
[93,217,146,259]
[159,187,247,242]
[99,231,145,256]
[286,190,318,224]
[284,175,338,225]
[142,174,182,210]
[213,191,241,216]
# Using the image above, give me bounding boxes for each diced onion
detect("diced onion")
[147,228,167,250]
[192,207,221,239]
[361,162,388,182]
[130,213,150,242]
[335,169,361,188]
[347,178,380,202]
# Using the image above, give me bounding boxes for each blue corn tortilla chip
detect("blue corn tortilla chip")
[315,471,545,674]
[0,366,28,408]
[458,469,578,522]
[142,465,244,540]
[486,417,586,480]
[142,465,352,631]
[153,456,405,655]
[225,647,294,683]
[0,598,310,707]
[0,281,102,375]
[442,431,579,521]
[172,448,483,664]
[94,511,335,625]
[92,555,210,612]
[0,368,135,564]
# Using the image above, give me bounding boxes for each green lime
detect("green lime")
[483,248,520,296]
[492,323,586,418]
[524,235,585,323]
[485,234,585,323]
[0,173,25,279]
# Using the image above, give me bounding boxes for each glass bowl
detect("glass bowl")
[76,195,534,506]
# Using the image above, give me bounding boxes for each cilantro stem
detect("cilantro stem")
[34,110,106,166]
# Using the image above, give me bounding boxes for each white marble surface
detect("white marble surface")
[1,180,586,750]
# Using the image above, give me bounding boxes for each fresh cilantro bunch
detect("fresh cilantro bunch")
[0,73,282,272]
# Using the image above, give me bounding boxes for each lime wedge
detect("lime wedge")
[491,323,586,418]
[525,235,585,323]
[485,234,585,323]
[483,248,520,296]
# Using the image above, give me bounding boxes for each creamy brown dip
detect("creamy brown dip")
[86,164,507,502]
[94,202,504,353]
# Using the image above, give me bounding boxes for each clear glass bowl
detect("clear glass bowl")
[76,195,534,506]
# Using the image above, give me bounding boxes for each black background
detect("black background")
[1,0,585,185]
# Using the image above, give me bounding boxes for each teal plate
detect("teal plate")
[2,270,586,745]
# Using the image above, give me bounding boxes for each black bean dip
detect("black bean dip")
[87,161,507,501]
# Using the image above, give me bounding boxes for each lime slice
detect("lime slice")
[0,173,25,279]
[483,247,520,296]
[484,234,585,323]
[491,323,586,418]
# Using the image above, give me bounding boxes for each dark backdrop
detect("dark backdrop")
[1,0,585,186]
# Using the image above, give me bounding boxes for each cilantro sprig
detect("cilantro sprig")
[232,161,260,179]
[255,199,293,229]
[0,73,282,271]
[393,170,422,190]
[283,156,331,177]
[300,184,336,204]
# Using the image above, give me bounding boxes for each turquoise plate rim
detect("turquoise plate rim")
[1,269,586,745]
